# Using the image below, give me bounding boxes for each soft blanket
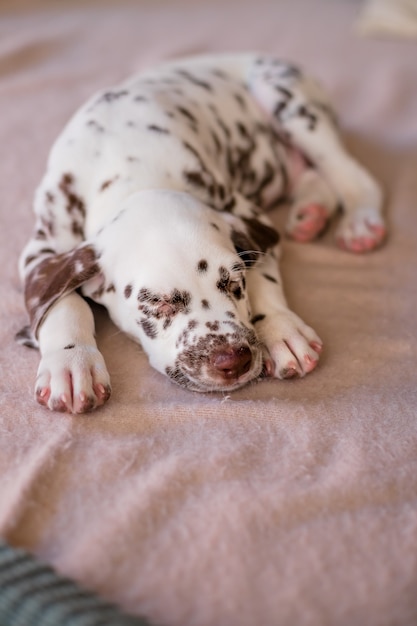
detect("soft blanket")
[1,1,417,625]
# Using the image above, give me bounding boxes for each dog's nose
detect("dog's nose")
[211,346,252,379]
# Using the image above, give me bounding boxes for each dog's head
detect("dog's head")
[24,190,279,392]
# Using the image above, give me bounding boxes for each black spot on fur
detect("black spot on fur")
[106,283,116,293]
[201,299,210,309]
[298,105,318,130]
[100,90,129,103]
[177,69,213,91]
[273,87,293,118]
[176,105,198,124]
[64,344,75,350]
[251,314,266,324]
[234,92,247,110]
[124,284,132,299]
[223,196,236,212]
[262,273,278,284]
[208,103,231,139]
[210,130,222,154]
[211,68,228,80]
[15,325,38,349]
[87,120,105,133]
[147,124,170,134]
[185,170,206,188]
[35,229,47,240]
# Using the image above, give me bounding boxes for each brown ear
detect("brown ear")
[22,244,101,340]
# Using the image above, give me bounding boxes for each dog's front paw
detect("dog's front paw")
[256,311,323,379]
[35,345,111,414]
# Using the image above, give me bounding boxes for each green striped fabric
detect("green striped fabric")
[0,542,155,626]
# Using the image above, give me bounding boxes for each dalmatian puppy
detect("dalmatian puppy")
[17,53,385,413]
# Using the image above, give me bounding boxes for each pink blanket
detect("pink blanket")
[1,1,417,625]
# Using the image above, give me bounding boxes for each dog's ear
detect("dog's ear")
[21,243,102,341]
[242,217,280,252]
[223,214,280,267]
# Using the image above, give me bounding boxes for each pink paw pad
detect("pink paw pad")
[288,204,329,242]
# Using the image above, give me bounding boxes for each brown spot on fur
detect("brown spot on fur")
[217,267,230,293]
[35,229,47,240]
[100,176,119,192]
[165,366,193,389]
[197,259,208,273]
[71,221,84,237]
[137,287,191,319]
[139,318,157,339]
[124,284,132,298]
[59,173,86,218]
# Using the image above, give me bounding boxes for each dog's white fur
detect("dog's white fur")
[17,53,385,413]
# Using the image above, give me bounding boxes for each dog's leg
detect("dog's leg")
[248,57,386,252]
[35,293,111,413]
[18,175,111,414]
[286,166,339,242]
[244,218,323,379]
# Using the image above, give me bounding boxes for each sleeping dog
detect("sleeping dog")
[17,53,385,413]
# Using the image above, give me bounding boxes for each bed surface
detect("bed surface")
[1,1,417,625]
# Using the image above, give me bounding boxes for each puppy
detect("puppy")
[17,54,385,413]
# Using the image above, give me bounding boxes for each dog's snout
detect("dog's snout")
[211,346,252,380]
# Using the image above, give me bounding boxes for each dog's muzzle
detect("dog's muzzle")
[166,326,263,392]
